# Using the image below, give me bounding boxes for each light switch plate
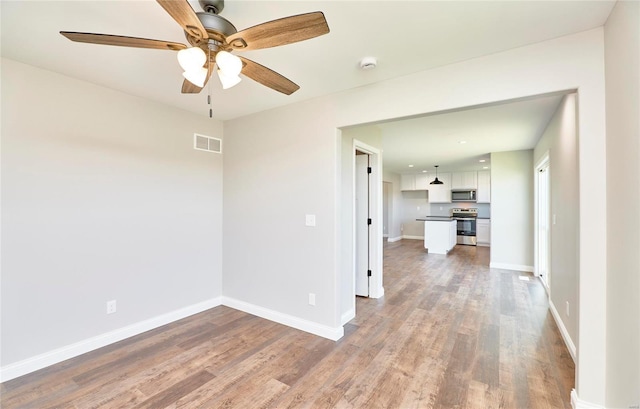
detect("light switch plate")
[305,214,316,227]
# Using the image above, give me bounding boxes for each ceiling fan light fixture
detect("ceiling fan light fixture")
[216,51,242,77]
[177,47,207,72]
[217,70,242,89]
[183,66,208,87]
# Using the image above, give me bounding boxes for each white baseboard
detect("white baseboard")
[387,236,403,243]
[341,309,355,325]
[369,286,385,299]
[402,235,424,240]
[489,262,534,272]
[571,389,604,409]
[221,296,344,341]
[549,300,577,363]
[0,297,222,383]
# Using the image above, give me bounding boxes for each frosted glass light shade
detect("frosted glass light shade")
[217,70,241,89]
[183,67,208,87]
[216,51,242,77]
[177,47,206,72]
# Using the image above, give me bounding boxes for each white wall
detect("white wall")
[490,150,534,271]
[604,1,640,407]
[223,98,340,333]
[399,190,429,238]
[223,28,606,404]
[1,59,223,376]
[534,94,579,357]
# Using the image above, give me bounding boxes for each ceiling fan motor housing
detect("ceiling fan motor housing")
[199,0,224,14]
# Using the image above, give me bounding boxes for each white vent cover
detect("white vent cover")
[194,133,222,153]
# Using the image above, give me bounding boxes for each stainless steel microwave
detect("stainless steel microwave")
[451,189,477,202]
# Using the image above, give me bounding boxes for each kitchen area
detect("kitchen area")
[403,170,491,255]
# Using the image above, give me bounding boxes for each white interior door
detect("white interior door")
[537,162,550,288]
[355,153,370,297]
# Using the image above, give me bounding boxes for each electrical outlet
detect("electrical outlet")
[308,293,316,306]
[565,301,570,317]
[553,214,557,225]
[439,206,443,211]
[417,206,420,211]
[106,300,117,314]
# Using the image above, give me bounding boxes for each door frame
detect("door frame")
[352,140,383,301]
[355,152,370,297]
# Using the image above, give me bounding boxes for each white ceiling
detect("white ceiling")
[1,1,614,174]
[1,0,615,121]
[373,93,565,175]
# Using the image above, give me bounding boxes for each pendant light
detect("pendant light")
[430,165,444,185]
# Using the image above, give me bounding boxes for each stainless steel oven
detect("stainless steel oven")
[451,208,478,246]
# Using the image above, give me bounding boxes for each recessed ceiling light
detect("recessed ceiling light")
[483,166,489,169]
[422,170,427,173]
[479,159,486,163]
[408,164,414,168]
[458,141,467,144]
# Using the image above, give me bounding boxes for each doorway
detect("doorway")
[355,150,370,296]
[352,140,383,303]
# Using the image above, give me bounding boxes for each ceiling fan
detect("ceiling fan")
[60,0,329,96]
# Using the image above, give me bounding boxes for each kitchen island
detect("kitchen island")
[416,216,457,254]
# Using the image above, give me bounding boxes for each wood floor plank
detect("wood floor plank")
[1,240,575,409]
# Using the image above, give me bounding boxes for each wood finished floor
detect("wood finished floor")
[1,240,575,409]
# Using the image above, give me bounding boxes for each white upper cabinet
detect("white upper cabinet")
[401,174,430,191]
[401,174,415,191]
[477,170,491,203]
[451,171,478,189]
[415,174,430,190]
[428,172,451,203]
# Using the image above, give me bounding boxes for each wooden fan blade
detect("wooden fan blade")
[181,61,213,94]
[60,32,187,51]
[226,12,329,51]
[239,57,299,95]
[156,0,208,41]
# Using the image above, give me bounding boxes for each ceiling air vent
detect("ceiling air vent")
[194,133,222,153]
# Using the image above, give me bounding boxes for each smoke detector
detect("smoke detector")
[359,57,377,70]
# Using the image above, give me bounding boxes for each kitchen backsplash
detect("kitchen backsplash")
[429,203,491,218]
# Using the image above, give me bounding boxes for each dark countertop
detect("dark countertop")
[416,216,454,222]
[477,217,491,219]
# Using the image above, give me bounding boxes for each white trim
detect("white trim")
[352,139,384,302]
[0,297,222,383]
[549,300,577,363]
[222,296,344,341]
[387,236,403,242]
[571,389,604,409]
[370,286,384,299]
[402,235,424,240]
[489,262,534,272]
[341,309,355,325]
